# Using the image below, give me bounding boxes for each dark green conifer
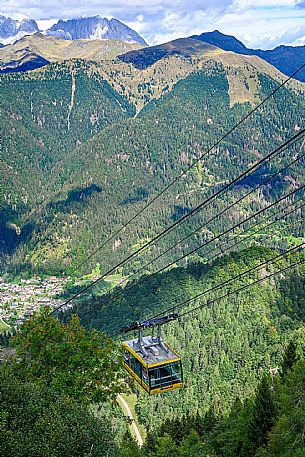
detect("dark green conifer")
[119,431,142,457]
[245,375,277,456]
[281,340,299,379]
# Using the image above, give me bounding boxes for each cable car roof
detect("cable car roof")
[123,336,180,366]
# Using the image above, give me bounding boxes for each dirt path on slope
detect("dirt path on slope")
[117,394,143,447]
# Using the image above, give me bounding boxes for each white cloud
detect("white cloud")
[236,0,295,6]
[0,0,305,48]
[260,23,305,46]
[36,19,58,30]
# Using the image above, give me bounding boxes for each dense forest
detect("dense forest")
[1,40,305,456]
[1,53,304,277]
[0,249,304,455]
[139,345,305,457]
[67,245,305,431]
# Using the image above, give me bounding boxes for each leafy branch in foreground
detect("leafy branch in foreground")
[12,311,127,403]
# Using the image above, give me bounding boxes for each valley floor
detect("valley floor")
[0,275,71,327]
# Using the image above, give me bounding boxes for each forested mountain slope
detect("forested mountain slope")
[0,67,134,258]
[0,43,304,275]
[69,245,305,431]
[140,352,305,456]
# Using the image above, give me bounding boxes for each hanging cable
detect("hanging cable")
[33,63,305,304]
[50,180,305,314]
[198,199,305,263]
[146,241,305,322]
[48,129,305,313]
[74,204,305,330]
[77,134,305,309]
[114,245,305,337]
[178,255,305,320]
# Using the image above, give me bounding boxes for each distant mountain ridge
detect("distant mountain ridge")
[0,14,147,46]
[192,30,305,82]
[0,15,39,44]
[118,37,219,69]
[1,22,304,82]
[48,16,147,45]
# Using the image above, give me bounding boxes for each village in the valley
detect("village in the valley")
[0,275,72,328]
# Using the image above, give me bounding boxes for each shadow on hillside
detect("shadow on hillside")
[120,187,149,206]
[237,164,289,194]
[0,184,103,258]
[48,184,103,213]
[0,213,36,256]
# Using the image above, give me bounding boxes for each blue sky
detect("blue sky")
[1,0,305,48]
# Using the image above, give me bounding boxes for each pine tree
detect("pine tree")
[155,434,178,457]
[200,407,217,434]
[280,340,299,379]
[267,361,305,456]
[245,375,277,456]
[119,431,142,457]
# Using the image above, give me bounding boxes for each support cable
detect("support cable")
[81,135,305,309]
[50,130,305,313]
[33,63,305,306]
[115,245,305,336]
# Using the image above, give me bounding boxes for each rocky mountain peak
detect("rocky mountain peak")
[0,15,39,44]
[48,16,147,46]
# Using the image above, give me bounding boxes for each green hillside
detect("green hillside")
[69,245,305,431]
[1,55,304,275]
[0,67,134,261]
[141,355,305,457]
[0,43,305,457]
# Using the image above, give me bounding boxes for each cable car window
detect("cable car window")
[150,367,161,388]
[129,354,135,371]
[142,366,149,385]
[149,361,182,390]
[159,364,173,387]
[171,361,182,382]
[134,358,142,379]
[149,365,172,388]
[124,350,130,365]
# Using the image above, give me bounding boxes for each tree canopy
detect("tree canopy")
[12,311,126,403]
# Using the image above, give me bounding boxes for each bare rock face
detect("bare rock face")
[0,16,39,43]
[48,16,147,46]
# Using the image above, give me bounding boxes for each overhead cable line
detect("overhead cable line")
[115,245,305,337]
[83,133,305,308]
[85,196,305,317]
[64,200,305,329]
[50,129,305,313]
[41,63,305,302]
[55,181,305,321]
[145,241,305,322]
[198,198,305,264]
[178,255,305,320]
[73,199,305,328]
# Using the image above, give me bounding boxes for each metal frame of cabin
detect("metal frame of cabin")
[122,315,183,395]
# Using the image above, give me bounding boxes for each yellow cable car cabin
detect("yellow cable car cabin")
[121,314,183,395]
